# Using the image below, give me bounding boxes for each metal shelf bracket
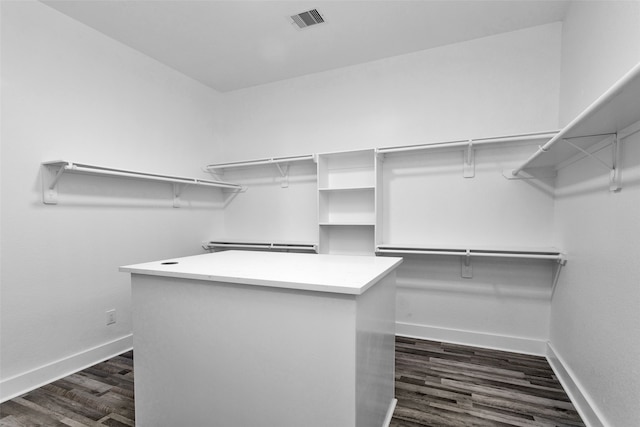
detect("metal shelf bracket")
[461,249,473,278]
[610,134,622,192]
[551,257,568,298]
[41,162,69,204]
[463,141,475,178]
[173,183,189,208]
[560,133,622,192]
[275,163,290,188]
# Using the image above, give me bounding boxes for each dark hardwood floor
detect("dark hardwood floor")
[392,337,585,427]
[0,352,134,427]
[1,338,584,426]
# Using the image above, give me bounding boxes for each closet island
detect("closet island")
[120,250,403,427]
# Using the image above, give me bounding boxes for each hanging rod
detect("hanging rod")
[375,245,564,261]
[205,154,315,170]
[204,240,318,253]
[44,161,243,189]
[41,161,244,205]
[376,131,559,155]
[511,61,640,177]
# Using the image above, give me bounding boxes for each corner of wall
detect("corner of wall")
[545,342,607,427]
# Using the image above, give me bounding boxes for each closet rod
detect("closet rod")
[377,131,558,155]
[376,248,563,260]
[206,154,315,170]
[64,164,243,189]
[512,61,640,177]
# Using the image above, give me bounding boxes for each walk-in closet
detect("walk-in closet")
[2,1,639,426]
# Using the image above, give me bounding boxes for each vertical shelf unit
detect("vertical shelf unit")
[317,149,381,255]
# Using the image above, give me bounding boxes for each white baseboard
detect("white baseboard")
[0,334,133,403]
[382,398,397,427]
[396,322,547,356]
[546,342,606,427]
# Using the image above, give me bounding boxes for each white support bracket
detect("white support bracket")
[551,257,568,298]
[461,250,473,278]
[559,134,622,192]
[41,162,69,204]
[610,133,622,192]
[275,163,290,188]
[463,141,475,178]
[172,183,189,208]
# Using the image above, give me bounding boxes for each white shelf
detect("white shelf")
[376,244,564,261]
[204,240,318,253]
[205,154,316,189]
[319,222,376,226]
[41,161,244,205]
[377,131,559,155]
[205,154,315,171]
[511,62,640,178]
[318,186,375,192]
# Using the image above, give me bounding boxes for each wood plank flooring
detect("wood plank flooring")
[1,339,584,426]
[0,352,134,427]
[392,337,585,427]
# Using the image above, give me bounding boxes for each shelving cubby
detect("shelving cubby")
[317,149,379,255]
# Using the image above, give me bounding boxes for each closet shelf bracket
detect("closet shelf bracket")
[551,257,568,298]
[173,183,187,208]
[461,250,473,278]
[610,134,622,192]
[463,141,475,178]
[275,163,290,188]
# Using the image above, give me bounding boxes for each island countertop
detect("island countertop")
[120,250,403,295]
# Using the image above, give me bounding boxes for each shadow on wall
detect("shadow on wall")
[391,254,554,301]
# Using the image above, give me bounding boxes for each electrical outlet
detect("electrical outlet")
[106,309,116,325]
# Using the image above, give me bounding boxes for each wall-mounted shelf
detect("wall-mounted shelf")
[377,131,559,178]
[204,240,318,253]
[376,244,564,261]
[318,186,375,192]
[509,61,640,191]
[205,154,316,188]
[41,161,244,206]
[205,154,316,171]
[376,244,566,291]
[377,131,559,155]
[319,222,376,226]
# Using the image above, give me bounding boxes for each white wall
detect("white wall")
[219,23,563,353]
[552,2,640,426]
[220,23,562,161]
[559,0,640,126]
[0,1,225,400]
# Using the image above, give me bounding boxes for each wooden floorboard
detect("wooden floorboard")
[1,339,585,426]
[391,337,585,427]
[0,352,134,427]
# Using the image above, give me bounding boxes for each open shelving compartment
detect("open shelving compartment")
[317,149,381,255]
[318,187,376,225]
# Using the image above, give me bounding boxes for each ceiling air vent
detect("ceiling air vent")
[290,9,325,29]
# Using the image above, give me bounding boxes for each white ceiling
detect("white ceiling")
[42,1,569,92]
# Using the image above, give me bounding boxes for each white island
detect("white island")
[120,250,402,427]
